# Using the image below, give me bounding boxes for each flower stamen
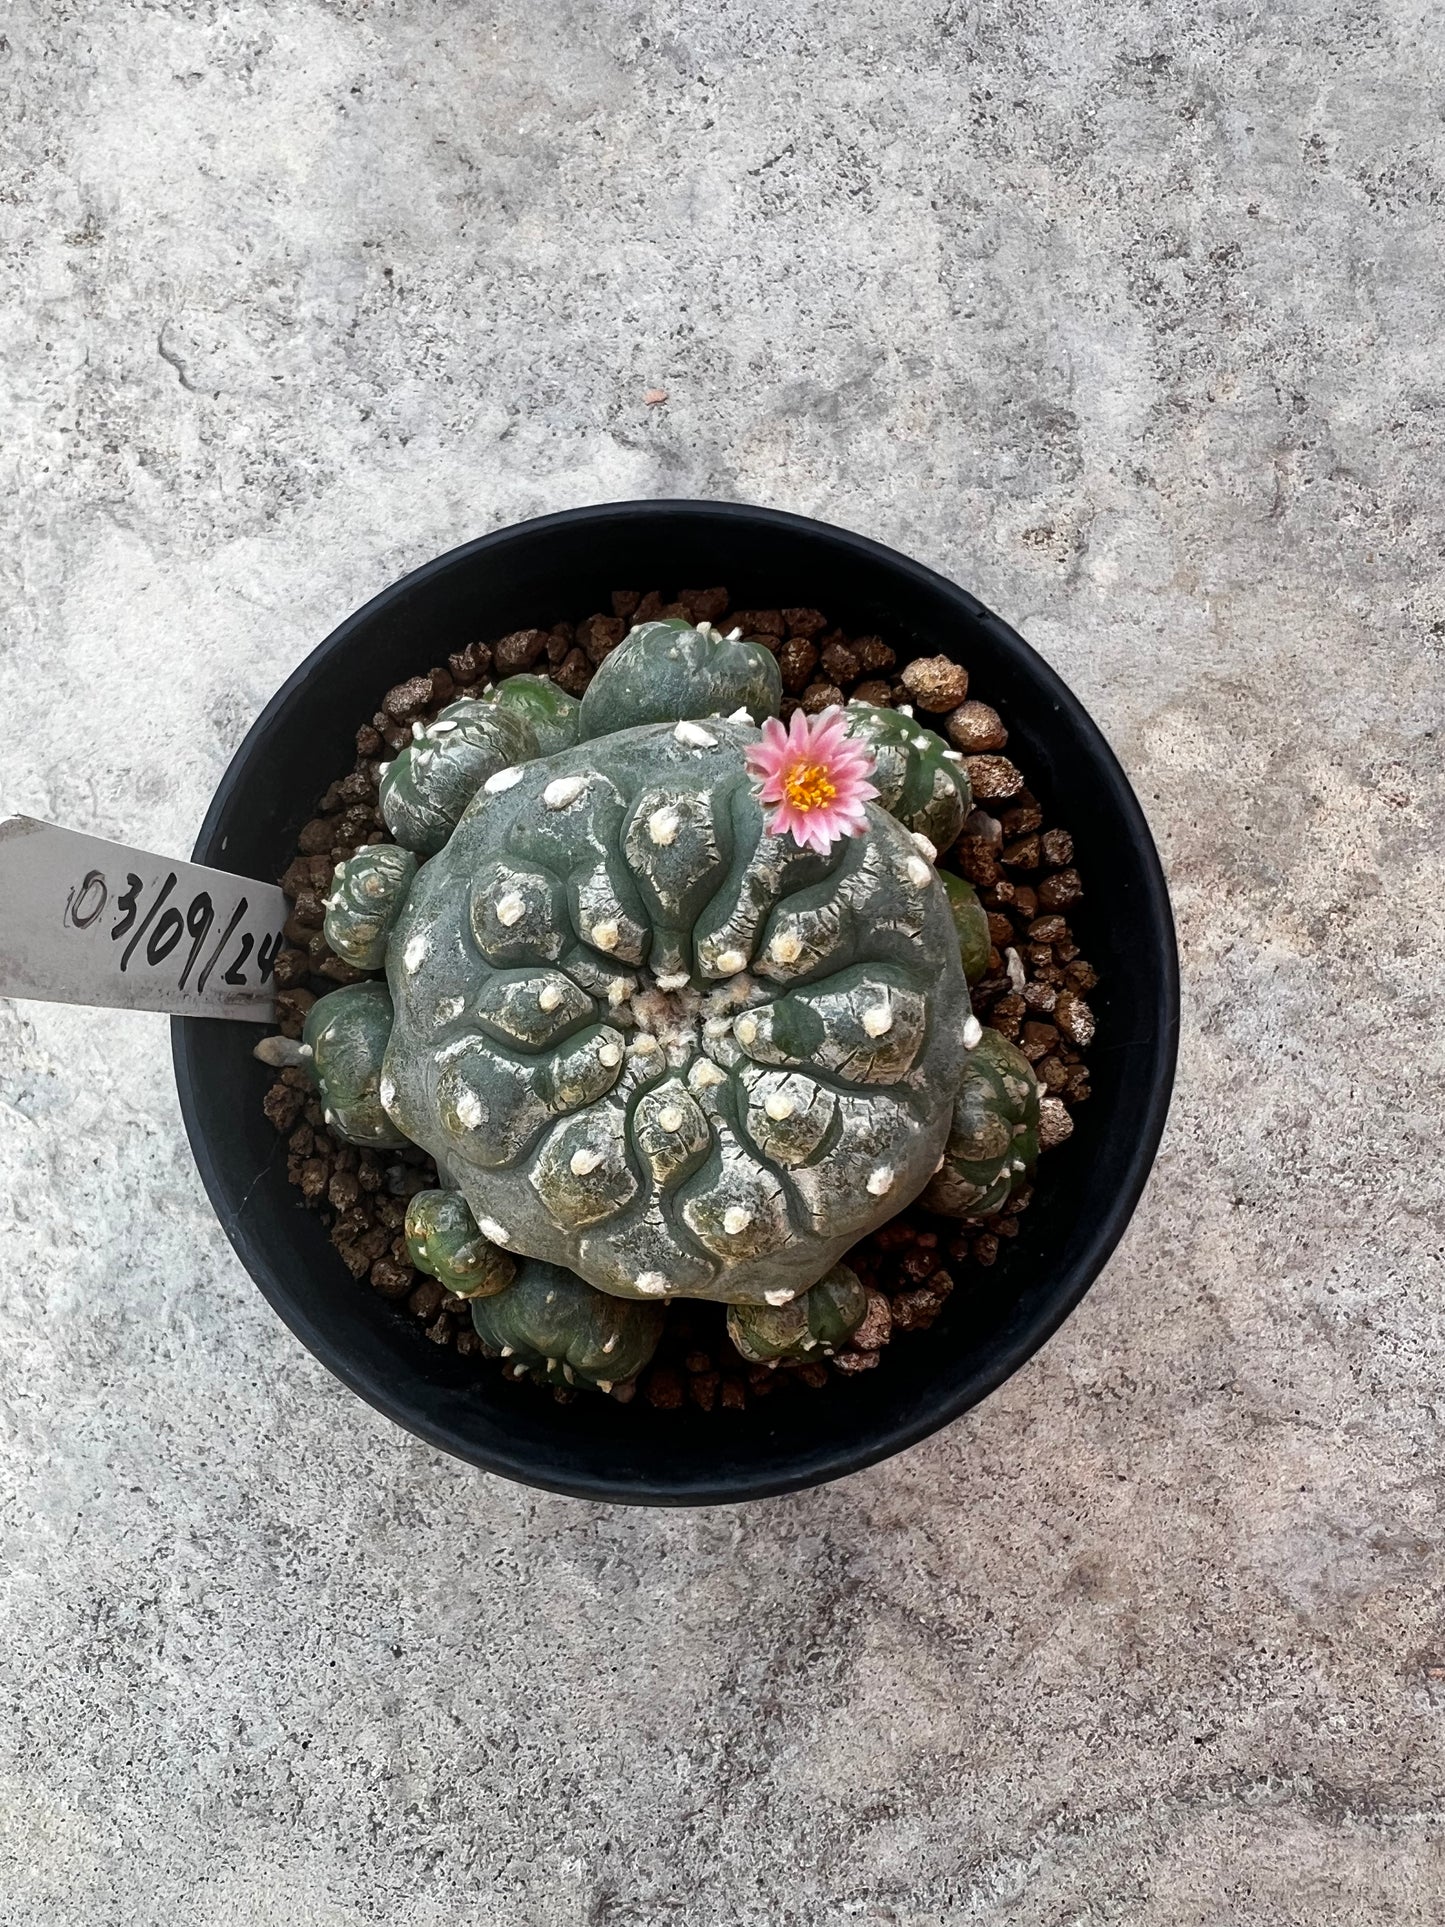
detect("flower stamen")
[782,762,837,814]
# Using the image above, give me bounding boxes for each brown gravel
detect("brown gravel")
[945,700,1008,752]
[776,637,818,692]
[262,587,1098,1413]
[963,754,1026,801]
[900,654,970,711]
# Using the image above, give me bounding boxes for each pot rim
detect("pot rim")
[173,499,1180,1504]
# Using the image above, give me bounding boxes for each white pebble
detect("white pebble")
[905,856,932,888]
[912,735,932,752]
[495,892,525,927]
[862,1002,893,1038]
[596,1379,613,1394]
[763,1091,796,1121]
[1005,947,1026,993]
[454,1090,483,1130]
[657,1105,684,1132]
[543,775,586,809]
[689,1060,727,1089]
[734,1014,759,1046]
[598,1040,623,1069]
[538,983,563,1011]
[963,1014,983,1049]
[570,1147,604,1177]
[636,1271,670,1297]
[591,919,620,951]
[866,1165,895,1196]
[722,1205,753,1235]
[648,806,680,846]
[483,766,524,794]
[411,720,426,740]
[673,720,717,748]
[942,748,964,762]
[764,1287,795,1307]
[911,832,938,861]
[897,703,915,718]
[478,1216,510,1244]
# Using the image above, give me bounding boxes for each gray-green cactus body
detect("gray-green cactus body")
[470,1259,665,1391]
[941,872,991,984]
[405,1189,516,1298]
[379,716,973,1307]
[578,619,782,740]
[303,980,408,1148]
[921,1026,1041,1218]
[323,844,419,970]
[725,1263,867,1363]
[482,674,581,758]
[843,703,972,850]
[380,698,536,856]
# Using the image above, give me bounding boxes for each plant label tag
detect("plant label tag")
[0,816,288,1023]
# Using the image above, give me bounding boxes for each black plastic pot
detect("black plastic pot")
[173,501,1178,1505]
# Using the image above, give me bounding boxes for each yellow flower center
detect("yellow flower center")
[783,761,837,813]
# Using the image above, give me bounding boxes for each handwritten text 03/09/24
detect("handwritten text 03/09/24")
[64,866,284,995]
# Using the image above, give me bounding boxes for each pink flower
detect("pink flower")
[743,706,880,855]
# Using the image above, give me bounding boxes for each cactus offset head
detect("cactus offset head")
[324,844,418,971]
[405,1189,516,1298]
[302,980,408,1147]
[480,674,581,757]
[921,1026,1040,1217]
[295,618,1042,1387]
[841,703,972,850]
[379,699,538,856]
[726,1263,868,1363]
[471,1258,666,1391]
[579,618,782,739]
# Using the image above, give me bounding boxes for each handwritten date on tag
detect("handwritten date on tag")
[0,817,288,1022]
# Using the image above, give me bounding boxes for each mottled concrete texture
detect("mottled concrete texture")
[2,2,1442,1921]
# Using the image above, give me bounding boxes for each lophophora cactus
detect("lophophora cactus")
[295,617,1048,1396]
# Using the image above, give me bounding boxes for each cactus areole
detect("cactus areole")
[296,619,1044,1392]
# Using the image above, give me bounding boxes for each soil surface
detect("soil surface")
[262,590,1097,1409]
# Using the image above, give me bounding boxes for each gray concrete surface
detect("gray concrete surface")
[2,2,1443,1921]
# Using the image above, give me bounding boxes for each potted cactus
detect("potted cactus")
[174,502,1177,1503]
[281,617,1044,1397]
